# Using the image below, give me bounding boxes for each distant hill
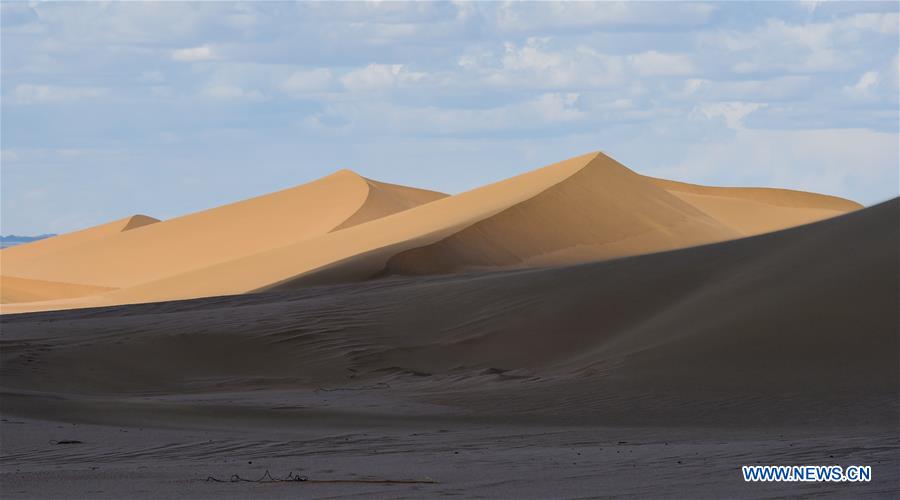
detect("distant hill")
[0,234,56,249]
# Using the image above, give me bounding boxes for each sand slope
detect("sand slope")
[0,152,862,313]
[650,177,862,235]
[1,215,156,304]
[0,276,116,304]
[0,214,157,268]
[381,153,738,275]
[1,199,895,425]
[0,171,445,293]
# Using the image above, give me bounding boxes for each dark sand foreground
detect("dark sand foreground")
[1,199,898,498]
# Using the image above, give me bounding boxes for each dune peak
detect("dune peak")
[329,168,366,180]
[121,214,160,231]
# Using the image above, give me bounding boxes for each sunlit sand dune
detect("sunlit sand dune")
[1,214,157,304]
[649,177,863,235]
[379,152,738,275]
[1,171,445,292]
[0,214,157,267]
[0,276,116,304]
[0,151,862,313]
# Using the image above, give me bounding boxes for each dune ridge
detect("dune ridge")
[0,276,116,304]
[1,171,445,293]
[0,214,157,267]
[335,177,448,231]
[650,177,862,235]
[380,153,738,275]
[0,151,863,313]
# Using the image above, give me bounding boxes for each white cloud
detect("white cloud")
[1,149,21,163]
[138,70,165,83]
[2,2,898,233]
[172,45,215,62]
[223,4,261,35]
[531,93,584,122]
[707,13,900,76]
[462,39,619,89]
[201,84,263,101]
[695,102,766,130]
[500,38,560,72]
[340,64,426,92]
[843,71,881,99]
[892,53,900,86]
[306,92,585,135]
[839,12,900,35]
[680,76,811,102]
[461,40,697,89]
[629,51,695,76]
[15,2,212,44]
[651,127,898,203]
[11,84,106,104]
[148,86,176,99]
[279,68,332,96]
[493,2,715,32]
[799,1,823,14]
[718,18,847,73]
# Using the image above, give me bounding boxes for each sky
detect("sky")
[2,1,898,235]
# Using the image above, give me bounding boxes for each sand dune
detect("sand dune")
[650,177,863,235]
[379,153,738,275]
[2,199,895,424]
[0,151,862,313]
[0,215,156,305]
[0,180,894,498]
[0,276,116,304]
[0,214,157,268]
[0,171,445,293]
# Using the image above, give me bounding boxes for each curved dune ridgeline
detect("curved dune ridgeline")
[0,214,158,267]
[648,177,863,236]
[0,171,445,310]
[0,151,863,313]
[0,276,116,304]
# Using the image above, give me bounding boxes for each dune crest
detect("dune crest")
[1,214,157,267]
[381,153,738,275]
[0,151,862,313]
[0,170,446,294]
[649,177,863,235]
[0,275,116,304]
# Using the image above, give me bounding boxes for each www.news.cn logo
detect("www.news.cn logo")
[742,465,872,482]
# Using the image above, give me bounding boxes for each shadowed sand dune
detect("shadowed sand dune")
[0,152,862,313]
[1,199,896,426]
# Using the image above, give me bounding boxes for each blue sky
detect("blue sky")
[2,1,898,234]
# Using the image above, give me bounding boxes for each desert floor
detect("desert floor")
[2,198,898,498]
[2,405,897,499]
